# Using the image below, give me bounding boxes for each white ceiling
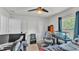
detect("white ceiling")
[3,7,70,17]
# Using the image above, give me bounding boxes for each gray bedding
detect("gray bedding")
[40,40,79,51]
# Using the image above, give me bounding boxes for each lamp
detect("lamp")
[37,10,43,14]
[36,8,43,14]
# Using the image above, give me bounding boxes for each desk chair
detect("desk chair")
[54,31,71,43]
[30,34,36,44]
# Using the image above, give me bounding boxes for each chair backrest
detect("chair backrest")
[30,34,36,39]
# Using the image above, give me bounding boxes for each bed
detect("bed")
[39,38,79,51]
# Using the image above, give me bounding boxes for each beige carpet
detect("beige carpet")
[27,44,39,51]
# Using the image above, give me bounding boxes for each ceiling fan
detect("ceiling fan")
[28,7,48,14]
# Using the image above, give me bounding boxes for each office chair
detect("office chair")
[30,34,36,44]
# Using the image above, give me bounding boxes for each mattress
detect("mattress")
[40,45,66,51]
[58,41,79,51]
[40,41,79,51]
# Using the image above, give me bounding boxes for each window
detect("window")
[62,17,75,39]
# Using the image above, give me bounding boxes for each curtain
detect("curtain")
[74,11,79,38]
[58,17,62,32]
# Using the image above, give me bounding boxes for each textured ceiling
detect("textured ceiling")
[4,7,70,17]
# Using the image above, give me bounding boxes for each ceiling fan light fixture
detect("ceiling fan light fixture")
[28,7,48,14]
[37,10,43,14]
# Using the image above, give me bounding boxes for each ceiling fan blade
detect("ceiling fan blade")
[42,9,48,12]
[28,9,37,12]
